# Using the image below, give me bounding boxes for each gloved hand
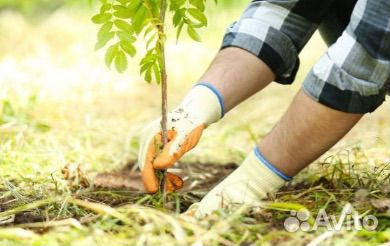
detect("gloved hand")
[188,147,291,218]
[138,83,224,193]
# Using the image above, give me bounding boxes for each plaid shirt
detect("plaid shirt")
[221,0,390,113]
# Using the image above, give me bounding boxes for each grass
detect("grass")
[0,2,389,245]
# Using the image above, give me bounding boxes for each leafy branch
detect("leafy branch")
[92,0,210,202]
[92,0,208,80]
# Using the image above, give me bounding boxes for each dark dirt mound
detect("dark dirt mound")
[93,161,238,193]
[89,162,339,211]
[88,161,238,211]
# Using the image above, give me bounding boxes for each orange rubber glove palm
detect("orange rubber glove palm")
[138,83,224,193]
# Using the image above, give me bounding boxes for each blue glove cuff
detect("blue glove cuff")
[254,146,292,181]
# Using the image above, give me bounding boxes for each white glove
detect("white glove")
[138,83,224,193]
[191,147,291,217]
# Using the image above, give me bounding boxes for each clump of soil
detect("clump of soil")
[14,211,45,224]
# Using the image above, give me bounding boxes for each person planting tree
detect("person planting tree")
[138,0,390,217]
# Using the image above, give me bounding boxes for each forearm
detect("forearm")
[259,89,363,176]
[199,47,275,112]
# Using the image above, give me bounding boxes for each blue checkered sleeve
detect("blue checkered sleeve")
[303,0,390,113]
[222,0,390,113]
[221,0,335,84]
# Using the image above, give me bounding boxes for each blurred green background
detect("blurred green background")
[0,0,387,172]
[0,0,88,17]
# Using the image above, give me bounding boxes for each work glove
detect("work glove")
[187,147,291,217]
[138,83,224,193]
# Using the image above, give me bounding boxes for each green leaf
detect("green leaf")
[132,6,146,34]
[143,24,155,38]
[188,8,207,26]
[187,25,201,42]
[97,21,113,39]
[115,50,128,73]
[113,5,132,18]
[105,44,119,67]
[153,63,161,84]
[91,13,112,24]
[115,0,128,4]
[95,31,115,50]
[116,31,136,42]
[189,0,205,11]
[113,10,132,18]
[170,0,186,9]
[140,62,153,74]
[114,19,133,33]
[128,0,142,11]
[172,9,184,27]
[144,67,152,83]
[100,3,111,13]
[140,50,155,64]
[176,22,184,41]
[120,41,136,57]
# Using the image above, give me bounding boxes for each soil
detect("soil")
[93,161,237,192]
[0,162,237,226]
[89,161,238,211]
[14,211,45,224]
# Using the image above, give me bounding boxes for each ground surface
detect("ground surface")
[0,2,389,246]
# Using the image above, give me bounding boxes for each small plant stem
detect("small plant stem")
[158,0,168,207]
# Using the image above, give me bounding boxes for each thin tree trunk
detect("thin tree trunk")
[158,0,168,206]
